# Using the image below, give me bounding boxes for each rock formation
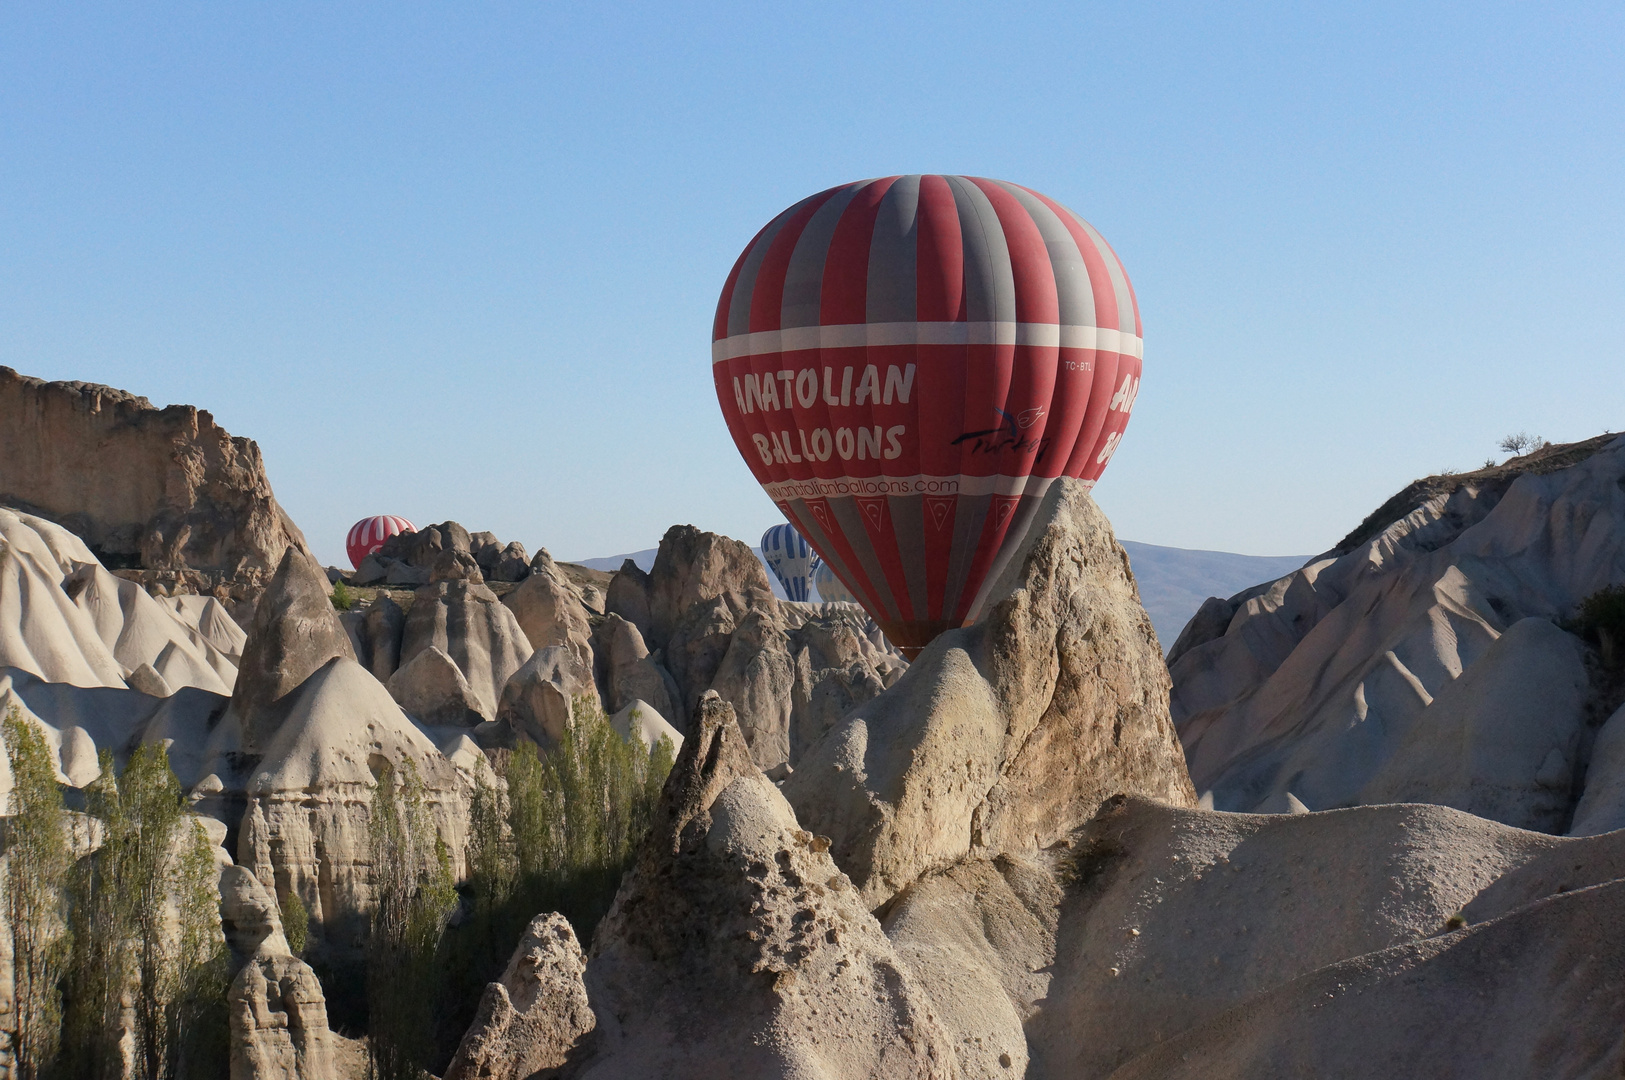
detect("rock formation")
[236,657,469,964]
[498,646,600,748]
[503,550,594,664]
[572,692,958,1078]
[230,547,357,754]
[1022,796,1625,1079]
[389,645,490,726]
[784,478,1196,908]
[0,367,311,605]
[399,563,533,719]
[443,914,596,1080]
[603,524,904,773]
[0,507,241,694]
[1169,433,1625,830]
[222,865,339,1080]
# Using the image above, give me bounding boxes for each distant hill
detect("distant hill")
[1119,541,1308,652]
[574,541,1308,653]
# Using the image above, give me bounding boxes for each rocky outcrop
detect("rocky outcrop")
[574,693,957,1077]
[609,699,683,755]
[0,508,241,693]
[359,592,406,681]
[389,645,489,726]
[503,550,594,662]
[443,914,595,1080]
[222,865,338,1080]
[231,548,356,755]
[783,478,1195,908]
[498,646,599,748]
[602,525,904,772]
[1573,702,1625,835]
[1023,796,1625,1080]
[592,614,680,723]
[236,657,467,965]
[0,367,310,604]
[1170,433,1625,830]
[400,574,533,720]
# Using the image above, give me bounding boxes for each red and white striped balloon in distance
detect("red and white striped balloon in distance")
[713,175,1142,658]
[346,515,417,570]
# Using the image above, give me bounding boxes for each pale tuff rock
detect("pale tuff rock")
[1572,702,1625,835]
[882,854,1061,1079]
[0,508,241,693]
[360,591,406,681]
[1172,433,1625,829]
[231,547,356,755]
[498,645,600,748]
[602,527,902,773]
[783,478,1195,908]
[575,693,956,1078]
[609,698,683,755]
[604,559,652,640]
[61,559,238,693]
[503,550,595,663]
[389,645,490,726]
[221,865,339,1080]
[1044,797,1625,1080]
[0,367,312,605]
[400,577,533,719]
[237,657,467,963]
[443,914,595,1080]
[592,614,680,724]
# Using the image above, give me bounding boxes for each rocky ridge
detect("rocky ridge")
[0,367,311,608]
[1169,432,1625,831]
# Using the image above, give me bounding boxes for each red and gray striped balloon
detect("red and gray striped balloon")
[346,515,416,570]
[713,175,1141,656]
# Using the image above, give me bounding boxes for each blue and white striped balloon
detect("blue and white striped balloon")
[761,523,817,601]
[814,560,858,604]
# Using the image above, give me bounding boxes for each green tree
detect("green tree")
[60,749,135,1080]
[166,820,229,1078]
[507,695,674,940]
[432,699,674,1068]
[3,708,71,1080]
[281,888,310,957]
[367,758,457,1080]
[60,745,229,1080]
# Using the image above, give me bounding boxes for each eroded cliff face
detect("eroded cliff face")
[602,524,906,775]
[0,367,310,604]
[1168,432,1625,831]
[783,477,1196,908]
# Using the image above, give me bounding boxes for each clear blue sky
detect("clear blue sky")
[3,2,1620,567]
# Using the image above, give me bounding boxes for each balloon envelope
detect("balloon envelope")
[813,560,858,605]
[346,515,416,570]
[760,522,817,601]
[714,175,1141,655]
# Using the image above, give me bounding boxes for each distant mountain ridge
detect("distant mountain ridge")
[572,541,1309,654]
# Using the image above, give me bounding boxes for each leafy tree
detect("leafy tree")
[60,745,229,1080]
[367,758,457,1080]
[166,820,229,1078]
[281,888,310,957]
[60,749,135,1080]
[432,698,674,1069]
[331,580,354,611]
[507,695,673,940]
[3,708,71,1080]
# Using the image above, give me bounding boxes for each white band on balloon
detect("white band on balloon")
[761,473,1061,501]
[712,322,1144,363]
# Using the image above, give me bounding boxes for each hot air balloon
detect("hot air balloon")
[714,175,1141,657]
[813,560,858,605]
[346,515,417,570]
[760,522,818,601]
